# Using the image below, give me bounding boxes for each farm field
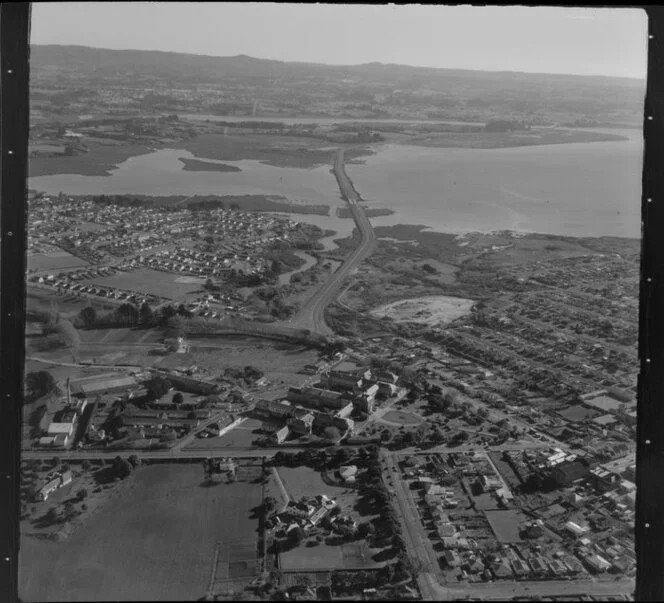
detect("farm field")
[88,268,205,300]
[28,252,90,272]
[19,463,263,602]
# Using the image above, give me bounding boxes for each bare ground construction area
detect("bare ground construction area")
[370,295,475,327]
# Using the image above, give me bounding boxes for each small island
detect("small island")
[178,157,242,172]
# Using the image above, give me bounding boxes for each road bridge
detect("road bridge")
[290,148,377,334]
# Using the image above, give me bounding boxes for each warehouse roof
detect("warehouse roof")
[71,375,137,396]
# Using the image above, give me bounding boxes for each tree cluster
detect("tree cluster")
[25,371,57,402]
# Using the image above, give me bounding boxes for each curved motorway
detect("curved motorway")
[289,148,377,334]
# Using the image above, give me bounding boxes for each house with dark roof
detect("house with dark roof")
[287,413,314,436]
[253,399,296,421]
[443,550,461,567]
[510,559,530,577]
[551,458,590,487]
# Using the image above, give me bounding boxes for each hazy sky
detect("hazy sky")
[31,3,648,79]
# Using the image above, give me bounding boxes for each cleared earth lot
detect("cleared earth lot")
[20,463,262,602]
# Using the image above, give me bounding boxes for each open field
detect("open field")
[381,410,423,425]
[484,509,528,543]
[19,464,263,602]
[168,337,320,387]
[280,541,379,572]
[583,395,623,412]
[23,358,105,385]
[557,405,602,423]
[88,268,205,300]
[78,327,164,345]
[27,288,121,319]
[28,252,90,272]
[370,295,475,326]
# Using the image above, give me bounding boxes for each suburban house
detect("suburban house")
[510,559,531,577]
[437,522,459,538]
[551,458,591,487]
[477,474,503,493]
[35,470,72,501]
[338,465,358,483]
[443,550,462,567]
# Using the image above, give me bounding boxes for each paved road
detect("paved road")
[290,148,377,334]
[440,577,634,601]
[381,449,443,601]
[21,446,297,461]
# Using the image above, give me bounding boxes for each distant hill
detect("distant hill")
[29,45,646,125]
[30,44,645,85]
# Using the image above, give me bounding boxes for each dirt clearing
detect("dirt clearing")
[370,295,475,326]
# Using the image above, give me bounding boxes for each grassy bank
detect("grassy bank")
[29,141,153,177]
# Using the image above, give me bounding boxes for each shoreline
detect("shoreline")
[371,224,640,245]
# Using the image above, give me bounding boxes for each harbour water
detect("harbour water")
[29,129,643,241]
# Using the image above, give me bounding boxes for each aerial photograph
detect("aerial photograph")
[19,3,645,601]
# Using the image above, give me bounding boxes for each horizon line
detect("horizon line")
[31,43,648,82]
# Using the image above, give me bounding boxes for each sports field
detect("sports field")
[19,464,263,602]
